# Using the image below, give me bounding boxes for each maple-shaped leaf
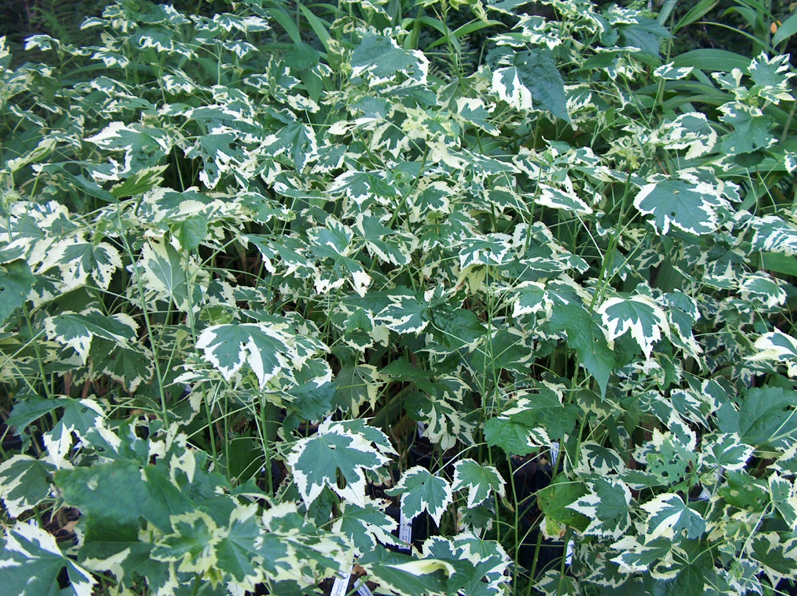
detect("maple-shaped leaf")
[719,102,774,155]
[567,477,632,539]
[492,50,569,121]
[355,214,412,266]
[286,419,393,507]
[537,477,590,532]
[37,398,120,468]
[640,493,705,540]
[43,309,137,364]
[458,234,515,268]
[634,178,727,235]
[769,474,797,527]
[376,290,430,334]
[261,122,318,171]
[351,32,429,88]
[0,455,56,518]
[332,500,399,555]
[151,511,222,574]
[484,415,551,456]
[544,302,615,397]
[196,320,325,388]
[718,386,797,448]
[610,535,675,574]
[0,522,96,596]
[698,432,753,472]
[748,533,797,585]
[749,330,797,377]
[387,466,453,525]
[598,294,670,360]
[184,130,245,189]
[214,504,264,589]
[537,184,593,214]
[0,260,34,325]
[335,363,382,416]
[452,459,506,508]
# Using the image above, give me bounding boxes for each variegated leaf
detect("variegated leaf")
[286,419,393,507]
[749,330,797,377]
[699,432,753,472]
[634,177,726,235]
[196,320,326,388]
[43,309,137,364]
[598,294,670,359]
[567,477,632,539]
[0,522,96,596]
[387,466,453,525]
[640,493,705,540]
[452,459,506,508]
[0,455,57,518]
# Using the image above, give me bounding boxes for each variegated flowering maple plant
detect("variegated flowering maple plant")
[2,0,797,594]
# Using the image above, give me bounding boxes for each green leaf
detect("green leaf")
[152,511,221,574]
[56,460,188,533]
[214,505,263,587]
[109,164,167,198]
[719,103,774,155]
[484,415,551,456]
[0,455,56,518]
[359,546,451,596]
[387,466,453,525]
[492,50,569,121]
[43,398,118,468]
[544,303,615,397]
[0,260,34,325]
[617,17,670,58]
[286,419,393,507]
[640,493,705,540]
[718,386,797,448]
[0,522,96,596]
[336,363,381,416]
[196,321,325,388]
[5,397,68,438]
[634,178,726,236]
[699,432,753,471]
[598,294,669,360]
[673,0,719,33]
[568,477,632,539]
[172,216,209,252]
[452,459,506,508]
[351,32,429,88]
[44,309,136,364]
[773,12,797,45]
[749,533,797,584]
[537,477,590,532]
[377,291,430,334]
[332,500,399,555]
[140,239,194,311]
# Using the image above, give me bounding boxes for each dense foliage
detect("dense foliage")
[3,0,797,595]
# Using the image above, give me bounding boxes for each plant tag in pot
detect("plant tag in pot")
[550,441,560,468]
[331,568,352,596]
[398,509,412,550]
[355,579,374,596]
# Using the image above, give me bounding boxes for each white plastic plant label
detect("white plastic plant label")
[331,568,352,596]
[355,579,374,596]
[550,441,560,468]
[398,509,412,551]
[565,535,574,566]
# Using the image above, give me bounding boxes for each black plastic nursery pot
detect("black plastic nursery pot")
[516,517,566,579]
[510,453,554,511]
